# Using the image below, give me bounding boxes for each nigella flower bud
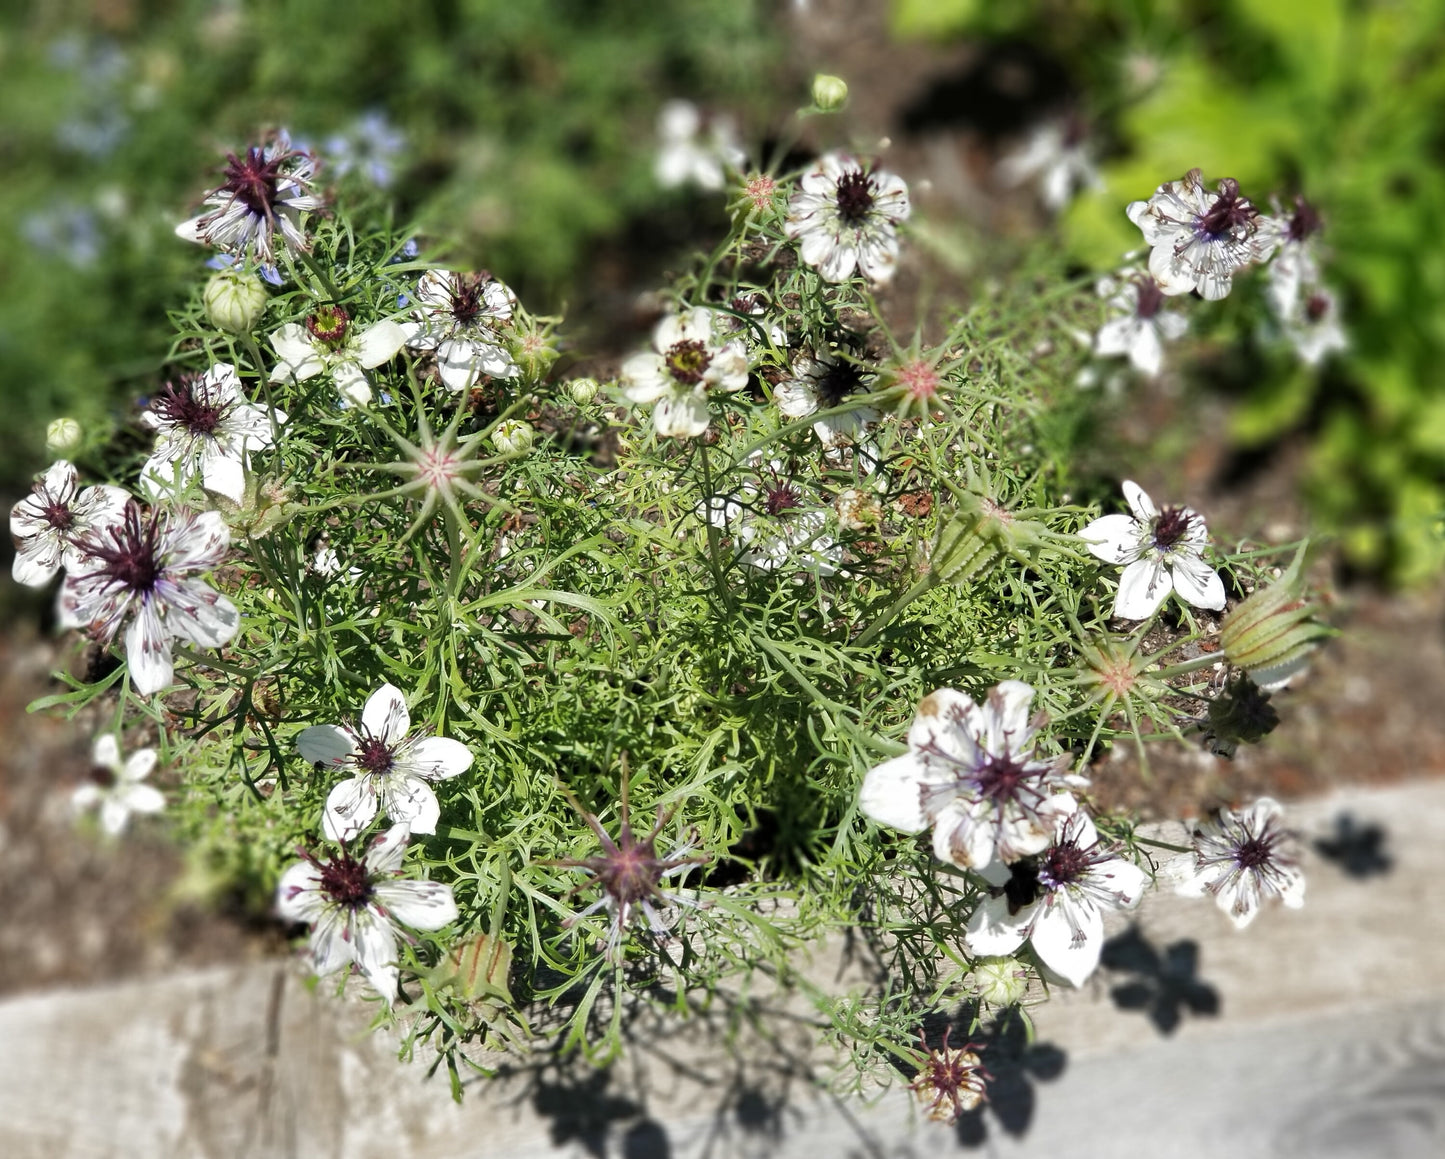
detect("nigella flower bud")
[1220,546,1333,687]
[931,485,1048,586]
[969,956,1030,1006]
[202,268,268,333]
[491,419,535,456]
[565,376,600,405]
[46,417,83,456]
[810,73,848,112]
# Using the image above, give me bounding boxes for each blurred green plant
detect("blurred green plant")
[0,0,783,497]
[894,0,1445,583]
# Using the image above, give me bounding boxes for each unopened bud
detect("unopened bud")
[931,487,1047,585]
[508,325,558,382]
[1220,545,1332,686]
[969,955,1030,1006]
[811,73,849,112]
[202,268,268,333]
[45,417,83,456]
[492,419,535,456]
[566,376,600,405]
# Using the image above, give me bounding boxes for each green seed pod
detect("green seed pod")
[202,268,268,334]
[1220,546,1333,684]
[810,73,849,112]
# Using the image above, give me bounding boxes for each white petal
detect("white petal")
[378,776,440,834]
[156,579,240,649]
[323,777,379,843]
[932,799,997,869]
[332,363,373,406]
[269,324,324,382]
[1127,324,1164,376]
[362,683,410,744]
[373,880,458,931]
[276,862,326,922]
[906,687,983,768]
[398,736,473,781]
[117,782,165,817]
[964,893,1031,957]
[983,680,1037,755]
[100,798,133,835]
[92,735,122,773]
[354,320,408,368]
[122,748,157,783]
[200,449,247,505]
[653,391,710,439]
[1030,900,1104,987]
[620,354,670,404]
[1170,552,1226,611]
[1114,558,1171,620]
[858,754,933,833]
[1078,513,1140,564]
[125,600,174,695]
[297,725,357,768]
[1121,480,1157,522]
[309,908,358,977]
[364,824,411,875]
[352,913,400,1004]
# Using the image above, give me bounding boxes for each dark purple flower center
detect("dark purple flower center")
[223,146,287,216]
[971,751,1035,803]
[1197,178,1258,238]
[665,339,712,385]
[1305,293,1330,323]
[42,499,75,530]
[306,304,350,346]
[448,272,492,325]
[319,854,374,908]
[763,481,802,517]
[152,379,228,436]
[593,829,665,905]
[814,359,865,408]
[1287,197,1322,243]
[355,736,394,777]
[1235,834,1277,870]
[88,763,117,788]
[1135,278,1165,320]
[834,169,877,225]
[86,503,163,594]
[1038,839,1091,888]
[1151,505,1192,551]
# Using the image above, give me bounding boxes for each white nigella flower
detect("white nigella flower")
[706,460,838,574]
[9,460,128,587]
[403,269,520,392]
[774,349,879,447]
[269,303,408,406]
[58,502,239,696]
[275,825,458,1005]
[1167,797,1304,929]
[174,131,323,266]
[297,682,473,843]
[1281,285,1347,367]
[72,734,165,836]
[620,306,749,439]
[1079,480,1225,620]
[784,152,911,284]
[859,681,1084,871]
[964,811,1148,987]
[139,363,283,504]
[997,116,1103,212]
[1126,169,1279,300]
[654,99,747,191]
[1093,270,1189,376]
[1262,196,1324,320]
[325,111,406,189]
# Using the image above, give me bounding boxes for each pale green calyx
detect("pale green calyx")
[810,73,849,113]
[46,417,83,456]
[1220,545,1334,683]
[203,269,268,333]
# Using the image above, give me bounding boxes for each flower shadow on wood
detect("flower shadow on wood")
[1100,924,1220,1036]
[1313,811,1393,879]
[948,1005,1068,1147]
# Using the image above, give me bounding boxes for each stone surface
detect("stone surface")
[2,779,1443,1158]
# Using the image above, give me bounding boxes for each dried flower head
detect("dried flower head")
[908,1027,990,1124]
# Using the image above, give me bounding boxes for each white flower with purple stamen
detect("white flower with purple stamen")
[1079,480,1226,620]
[275,825,458,1005]
[997,116,1103,213]
[620,307,749,439]
[175,131,322,266]
[654,99,747,192]
[58,502,239,696]
[1167,797,1305,929]
[774,349,879,447]
[72,734,165,836]
[9,460,128,587]
[859,681,1084,871]
[269,303,408,407]
[1093,270,1189,376]
[1281,286,1348,367]
[298,682,473,843]
[704,459,838,575]
[785,152,910,284]
[1126,169,1279,300]
[1262,195,1325,320]
[140,363,283,504]
[965,811,1148,987]
[402,270,520,392]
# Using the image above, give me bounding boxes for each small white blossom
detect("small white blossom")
[59,502,239,696]
[9,461,129,587]
[1262,196,1325,320]
[1126,169,1279,300]
[269,305,408,406]
[997,117,1103,212]
[1079,480,1225,620]
[1167,797,1304,929]
[298,682,473,842]
[705,461,838,575]
[403,270,520,392]
[620,307,748,439]
[859,681,1084,870]
[1093,270,1188,376]
[175,131,322,265]
[965,811,1148,987]
[774,349,879,447]
[140,364,283,504]
[1281,285,1347,367]
[654,100,747,191]
[275,825,458,1005]
[785,152,910,284]
[72,734,165,835]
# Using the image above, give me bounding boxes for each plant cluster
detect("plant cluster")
[18,109,1329,1117]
